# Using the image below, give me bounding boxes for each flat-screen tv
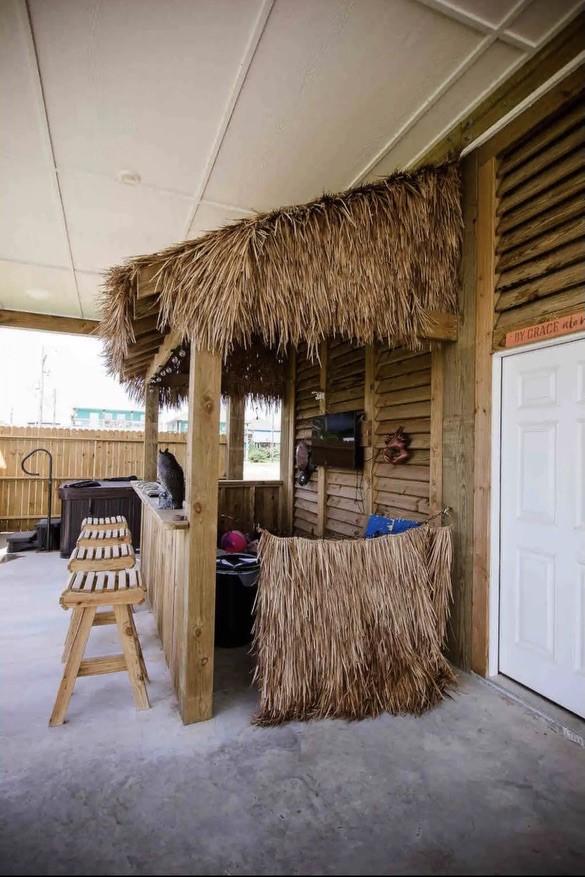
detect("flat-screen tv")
[311,411,362,470]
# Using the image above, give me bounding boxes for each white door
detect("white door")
[499,337,585,718]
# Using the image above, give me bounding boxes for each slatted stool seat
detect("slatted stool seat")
[77,526,132,548]
[68,543,135,572]
[81,515,128,530]
[50,569,150,726]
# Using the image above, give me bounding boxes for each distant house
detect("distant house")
[247,418,280,447]
[71,407,145,430]
[164,418,189,434]
[164,418,227,434]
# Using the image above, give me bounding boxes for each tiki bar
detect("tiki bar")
[98,162,462,725]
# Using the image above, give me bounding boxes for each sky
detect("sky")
[0,327,279,429]
[0,328,141,426]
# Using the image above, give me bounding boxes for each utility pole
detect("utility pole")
[52,388,57,424]
[38,347,49,426]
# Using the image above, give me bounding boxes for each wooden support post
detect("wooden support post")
[279,350,296,534]
[442,153,479,671]
[143,385,159,482]
[226,396,245,480]
[429,346,445,517]
[180,347,221,724]
[317,341,328,537]
[472,156,498,676]
[363,344,376,517]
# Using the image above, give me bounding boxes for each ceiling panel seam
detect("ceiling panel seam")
[53,168,196,202]
[22,0,85,318]
[200,199,256,215]
[405,2,585,167]
[348,0,533,186]
[414,0,536,49]
[0,256,91,273]
[182,0,275,239]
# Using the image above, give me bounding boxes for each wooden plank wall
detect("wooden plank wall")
[292,342,434,537]
[325,340,366,538]
[293,344,320,535]
[492,87,585,348]
[219,480,282,535]
[0,426,227,531]
[373,346,431,523]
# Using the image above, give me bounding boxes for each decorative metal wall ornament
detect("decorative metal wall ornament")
[295,440,315,485]
[383,426,411,465]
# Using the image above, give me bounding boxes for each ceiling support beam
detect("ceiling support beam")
[122,310,457,380]
[0,309,98,336]
[420,311,458,342]
[145,331,184,384]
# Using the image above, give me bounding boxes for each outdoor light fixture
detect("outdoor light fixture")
[117,169,141,186]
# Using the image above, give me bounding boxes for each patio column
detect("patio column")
[143,385,159,481]
[225,396,245,480]
[279,350,296,533]
[180,346,221,724]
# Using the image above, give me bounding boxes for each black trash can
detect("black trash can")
[215,553,260,648]
[36,517,61,551]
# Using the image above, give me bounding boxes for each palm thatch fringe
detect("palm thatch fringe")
[99,162,461,402]
[252,526,454,725]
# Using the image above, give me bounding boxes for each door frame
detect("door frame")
[488,330,585,679]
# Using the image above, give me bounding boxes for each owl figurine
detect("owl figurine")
[157,448,185,510]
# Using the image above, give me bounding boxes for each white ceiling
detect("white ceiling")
[1,0,583,319]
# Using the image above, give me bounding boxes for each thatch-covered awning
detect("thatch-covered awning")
[99,162,462,403]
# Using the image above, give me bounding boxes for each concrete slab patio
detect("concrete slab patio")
[1,549,584,876]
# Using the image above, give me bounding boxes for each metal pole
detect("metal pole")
[38,347,46,426]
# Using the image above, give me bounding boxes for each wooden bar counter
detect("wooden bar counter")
[133,483,189,691]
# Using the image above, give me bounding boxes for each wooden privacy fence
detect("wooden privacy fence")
[0,426,227,531]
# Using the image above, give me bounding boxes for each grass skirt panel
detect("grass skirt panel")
[252,526,454,725]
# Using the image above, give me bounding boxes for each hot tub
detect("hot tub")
[58,480,142,557]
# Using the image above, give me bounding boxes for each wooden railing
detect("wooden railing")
[0,426,227,531]
[219,479,282,535]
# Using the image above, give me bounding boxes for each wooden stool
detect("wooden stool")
[68,543,135,572]
[81,515,128,530]
[77,526,132,548]
[50,569,150,726]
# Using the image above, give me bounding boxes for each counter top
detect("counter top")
[132,482,189,530]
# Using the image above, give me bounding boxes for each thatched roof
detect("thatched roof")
[99,162,461,401]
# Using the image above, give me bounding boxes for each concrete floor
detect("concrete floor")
[1,549,584,876]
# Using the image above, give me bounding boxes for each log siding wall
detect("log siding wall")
[293,341,434,538]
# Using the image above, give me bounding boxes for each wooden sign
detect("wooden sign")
[505,311,585,348]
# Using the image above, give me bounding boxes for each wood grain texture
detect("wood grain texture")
[279,351,296,534]
[472,157,497,676]
[180,347,222,724]
[494,82,585,347]
[317,341,328,538]
[143,385,159,482]
[429,347,444,517]
[225,396,245,480]
[442,152,478,670]
[0,310,98,336]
